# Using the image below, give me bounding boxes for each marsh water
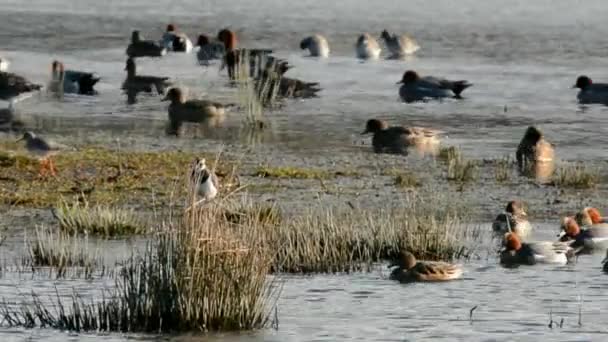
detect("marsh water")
[1,0,608,340]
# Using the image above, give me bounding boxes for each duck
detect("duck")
[558,216,608,254]
[361,119,441,155]
[218,29,274,80]
[500,232,573,266]
[49,60,100,96]
[195,34,225,65]
[0,57,8,72]
[300,34,330,57]
[573,75,608,105]
[355,33,381,59]
[0,70,42,103]
[397,70,472,103]
[388,251,463,282]
[515,126,555,173]
[380,29,420,57]
[602,249,608,273]
[162,87,229,131]
[492,200,533,238]
[126,30,167,58]
[575,207,608,227]
[190,157,219,201]
[159,24,193,53]
[122,58,171,96]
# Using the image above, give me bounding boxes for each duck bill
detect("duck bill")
[396,80,404,84]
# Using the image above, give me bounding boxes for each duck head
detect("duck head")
[162,87,185,103]
[361,119,389,134]
[217,28,237,50]
[388,251,417,270]
[131,30,142,43]
[559,217,581,240]
[397,70,420,84]
[166,24,176,33]
[16,131,36,142]
[506,200,527,217]
[575,207,603,226]
[573,75,592,90]
[503,232,522,251]
[196,34,210,47]
[380,29,390,40]
[520,126,543,146]
[300,36,312,50]
[51,60,65,80]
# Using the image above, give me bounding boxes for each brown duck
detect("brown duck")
[361,119,441,155]
[388,251,463,282]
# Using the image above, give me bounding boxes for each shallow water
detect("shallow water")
[1,0,608,340]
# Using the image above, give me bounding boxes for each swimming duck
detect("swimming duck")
[355,33,381,59]
[300,34,330,57]
[380,29,420,57]
[0,70,42,102]
[573,75,608,105]
[126,30,167,58]
[122,58,171,96]
[500,232,573,266]
[0,57,8,72]
[397,70,472,103]
[218,29,274,80]
[159,24,193,53]
[559,217,608,254]
[361,119,441,155]
[575,207,608,227]
[196,34,225,65]
[190,157,219,201]
[492,200,533,238]
[162,87,229,131]
[388,251,463,282]
[49,60,100,96]
[515,126,555,173]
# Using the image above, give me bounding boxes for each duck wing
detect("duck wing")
[412,261,463,281]
[421,76,472,96]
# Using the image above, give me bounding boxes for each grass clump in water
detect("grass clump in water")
[552,163,599,189]
[494,156,513,183]
[439,146,476,183]
[53,200,145,237]
[394,172,421,188]
[255,166,330,179]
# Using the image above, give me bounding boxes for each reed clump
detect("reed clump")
[440,146,477,183]
[394,172,421,188]
[53,200,145,237]
[494,156,512,183]
[552,163,599,189]
[255,166,330,179]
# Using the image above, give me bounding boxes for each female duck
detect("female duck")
[381,29,420,57]
[361,119,441,155]
[300,34,330,57]
[126,30,166,58]
[559,217,608,254]
[500,232,573,266]
[388,251,463,283]
[492,200,532,238]
[162,87,228,130]
[397,70,472,103]
[355,33,381,59]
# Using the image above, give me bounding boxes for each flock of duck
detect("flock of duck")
[1,25,608,283]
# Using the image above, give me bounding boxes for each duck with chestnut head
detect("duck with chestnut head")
[218,29,274,80]
[515,126,555,179]
[492,200,533,238]
[559,216,608,254]
[388,251,463,283]
[575,207,608,227]
[380,29,420,58]
[397,70,472,103]
[573,75,608,105]
[500,232,574,266]
[361,119,442,155]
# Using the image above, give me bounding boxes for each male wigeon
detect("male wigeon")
[0,57,8,72]
[397,70,472,103]
[49,60,100,96]
[388,251,463,282]
[492,200,533,238]
[500,232,573,266]
[361,119,442,155]
[126,30,167,58]
[122,58,171,96]
[159,24,193,53]
[573,75,608,105]
[218,29,274,80]
[190,157,219,201]
[195,34,225,65]
[559,216,608,254]
[380,29,420,57]
[162,87,229,132]
[300,34,330,57]
[355,33,381,59]
[575,207,608,227]
[515,126,555,174]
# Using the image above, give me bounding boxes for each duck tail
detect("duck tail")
[452,81,472,96]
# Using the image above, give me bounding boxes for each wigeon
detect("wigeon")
[0,57,8,72]
[515,126,555,173]
[361,119,442,155]
[159,24,193,53]
[190,157,219,201]
[381,29,420,57]
[559,217,608,254]
[575,207,608,227]
[573,75,608,105]
[388,251,463,282]
[492,200,533,238]
[162,87,229,132]
[126,30,167,58]
[397,70,472,103]
[218,29,273,80]
[49,60,100,96]
[195,34,225,65]
[355,33,381,59]
[300,34,330,57]
[500,232,573,266]
[122,58,171,96]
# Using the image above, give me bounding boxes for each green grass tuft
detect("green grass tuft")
[54,200,145,237]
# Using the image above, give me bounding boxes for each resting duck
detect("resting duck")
[397,70,472,103]
[122,58,171,96]
[126,30,167,58]
[49,60,100,96]
[355,33,381,59]
[381,29,420,57]
[190,157,219,201]
[575,207,607,226]
[361,119,441,155]
[388,251,463,282]
[559,216,608,254]
[300,34,330,57]
[500,232,573,266]
[516,126,555,173]
[162,87,229,132]
[492,200,533,238]
[196,34,225,65]
[218,29,273,80]
[573,75,608,105]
